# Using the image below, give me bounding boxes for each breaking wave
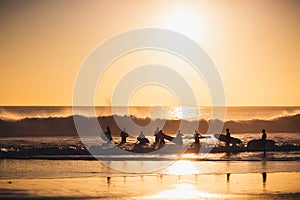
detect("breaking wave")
[0,113,299,137]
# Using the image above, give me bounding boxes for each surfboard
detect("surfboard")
[137,137,150,144]
[247,139,275,151]
[199,135,211,139]
[183,135,211,139]
[162,133,174,142]
[213,134,242,144]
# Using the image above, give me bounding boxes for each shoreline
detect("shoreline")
[1,148,300,161]
[1,155,300,162]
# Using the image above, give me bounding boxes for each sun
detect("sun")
[161,7,204,39]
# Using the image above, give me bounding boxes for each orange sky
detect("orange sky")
[0,0,299,106]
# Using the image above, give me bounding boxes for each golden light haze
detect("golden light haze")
[0,0,299,106]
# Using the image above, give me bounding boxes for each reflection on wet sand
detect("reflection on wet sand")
[1,171,299,199]
[1,160,299,199]
[262,172,267,183]
[227,173,230,182]
[149,182,220,199]
[262,172,267,192]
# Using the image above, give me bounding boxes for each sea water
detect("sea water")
[0,106,300,199]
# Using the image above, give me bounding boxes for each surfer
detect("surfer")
[120,128,129,144]
[193,130,201,151]
[226,128,231,148]
[154,129,165,145]
[262,129,267,157]
[154,127,160,144]
[137,131,149,145]
[175,130,183,145]
[194,130,201,144]
[262,129,267,140]
[105,126,113,142]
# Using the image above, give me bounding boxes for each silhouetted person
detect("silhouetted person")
[120,128,128,144]
[175,130,183,145]
[138,131,145,138]
[105,126,113,142]
[154,127,160,143]
[154,130,165,146]
[262,129,267,140]
[193,130,201,152]
[154,128,165,145]
[262,129,267,157]
[194,130,201,144]
[137,131,149,145]
[225,128,231,148]
[159,130,165,145]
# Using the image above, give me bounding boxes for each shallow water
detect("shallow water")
[0,159,299,199]
[1,159,300,180]
[1,134,300,163]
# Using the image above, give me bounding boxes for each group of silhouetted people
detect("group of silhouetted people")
[224,128,268,156]
[104,126,161,145]
[103,126,186,146]
[104,126,129,144]
[103,126,206,147]
[104,126,268,156]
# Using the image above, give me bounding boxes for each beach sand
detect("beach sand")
[1,171,299,199]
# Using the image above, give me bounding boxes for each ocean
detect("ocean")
[0,106,300,199]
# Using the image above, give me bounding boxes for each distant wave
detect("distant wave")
[0,106,71,121]
[0,113,299,137]
[1,106,300,121]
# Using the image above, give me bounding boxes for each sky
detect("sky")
[0,0,299,106]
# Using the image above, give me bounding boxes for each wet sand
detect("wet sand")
[1,172,299,199]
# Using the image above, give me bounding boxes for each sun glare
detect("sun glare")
[150,183,217,199]
[167,160,199,175]
[181,153,199,159]
[161,7,204,39]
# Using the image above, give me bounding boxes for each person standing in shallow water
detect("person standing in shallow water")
[175,130,183,145]
[154,127,160,144]
[137,131,149,145]
[262,129,267,157]
[194,130,201,144]
[105,126,113,142]
[120,128,129,144]
[225,128,231,148]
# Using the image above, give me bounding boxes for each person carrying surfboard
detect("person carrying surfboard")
[262,129,267,157]
[226,128,231,148]
[137,131,149,145]
[175,130,183,145]
[194,130,201,144]
[120,128,129,144]
[105,126,113,143]
[154,127,162,145]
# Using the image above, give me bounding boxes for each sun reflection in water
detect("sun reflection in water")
[167,160,199,175]
[181,153,199,159]
[150,182,218,199]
